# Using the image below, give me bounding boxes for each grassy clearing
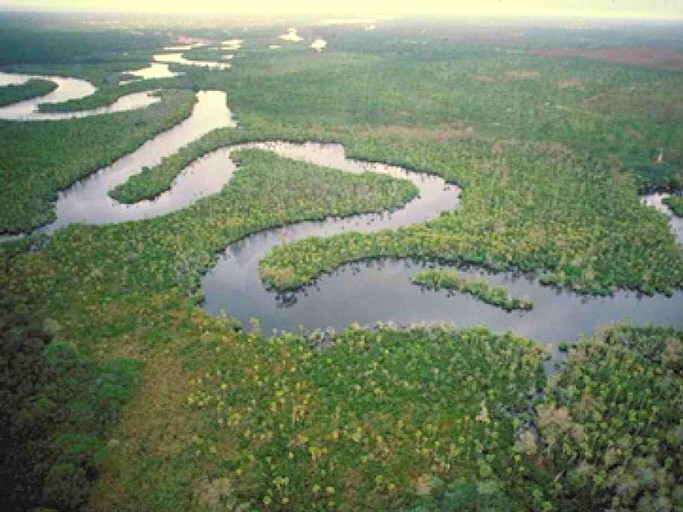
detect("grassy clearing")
[0,78,55,106]
[411,269,533,311]
[0,89,195,233]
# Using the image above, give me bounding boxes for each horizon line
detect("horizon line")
[0,7,682,23]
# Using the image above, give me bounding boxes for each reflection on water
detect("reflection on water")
[42,91,236,231]
[0,73,33,86]
[163,42,206,51]
[154,52,232,70]
[204,257,683,344]
[222,39,243,51]
[310,39,328,52]
[280,28,304,42]
[200,144,682,344]
[0,72,159,121]
[121,62,182,83]
[45,137,454,229]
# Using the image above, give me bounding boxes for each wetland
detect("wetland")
[1,12,682,512]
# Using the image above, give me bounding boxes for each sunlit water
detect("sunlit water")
[222,39,243,51]
[123,43,237,83]
[154,52,233,70]
[121,63,182,83]
[0,72,160,121]
[163,42,206,51]
[310,39,328,52]
[280,28,304,42]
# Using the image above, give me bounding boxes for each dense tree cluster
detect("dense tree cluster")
[0,26,165,66]
[0,293,140,511]
[0,78,55,107]
[536,326,683,511]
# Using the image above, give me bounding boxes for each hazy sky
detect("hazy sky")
[1,0,682,19]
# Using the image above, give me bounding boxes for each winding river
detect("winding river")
[42,91,236,230]
[202,181,683,343]
[153,44,233,70]
[0,72,160,121]
[1,52,681,344]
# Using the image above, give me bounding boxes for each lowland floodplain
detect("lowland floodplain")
[1,9,682,512]
[0,77,56,106]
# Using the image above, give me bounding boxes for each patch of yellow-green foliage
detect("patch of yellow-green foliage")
[184,324,546,510]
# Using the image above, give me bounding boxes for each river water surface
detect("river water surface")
[1,65,681,343]
[42,91,236,231]
[201,152,683,343]
[0,72,159,121]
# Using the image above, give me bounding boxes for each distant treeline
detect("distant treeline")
[0,27,166,66]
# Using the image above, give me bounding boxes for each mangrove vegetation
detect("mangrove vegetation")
[411,268,534,311]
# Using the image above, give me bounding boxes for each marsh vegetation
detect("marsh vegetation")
[1,14,682,512]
